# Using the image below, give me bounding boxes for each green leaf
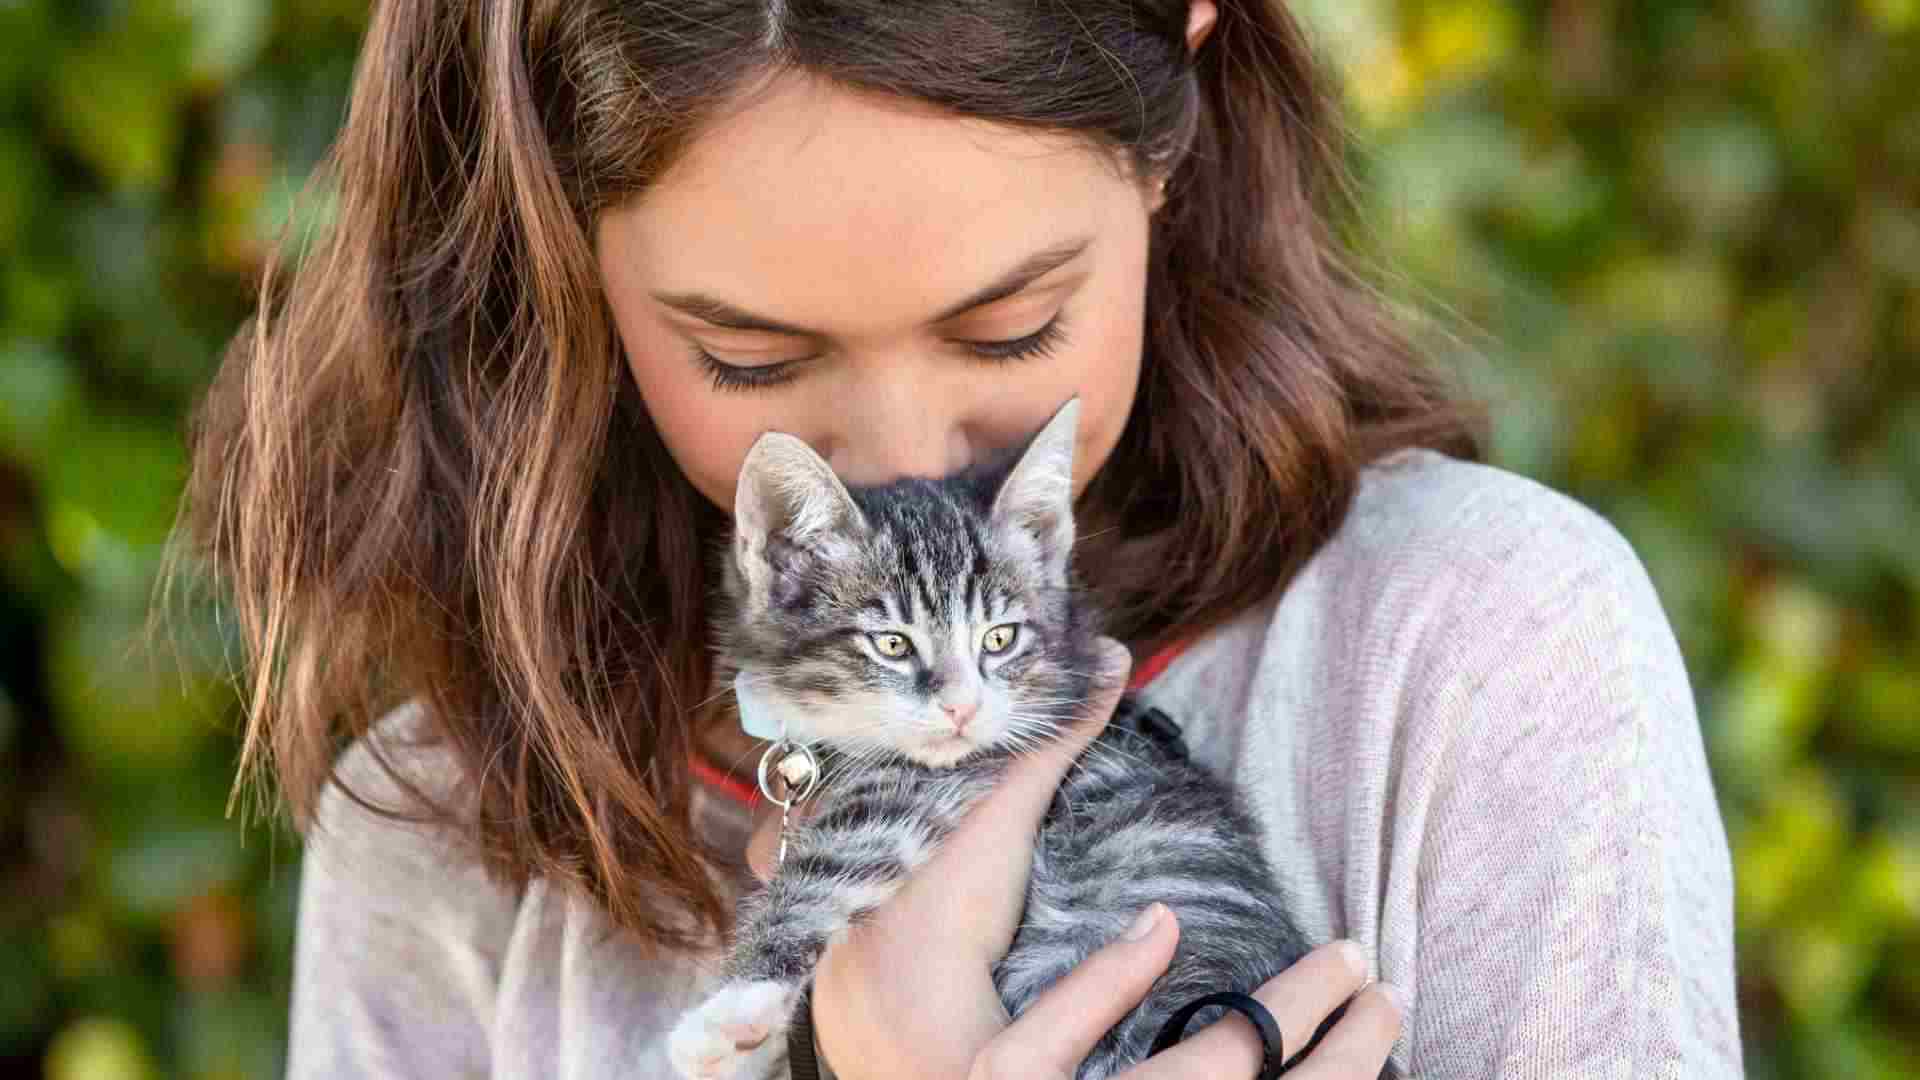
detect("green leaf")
[1862,0,1920,34]
[46,600,225,782]
[181,0,272,85]
[0,926,55,1056]
[0,338,77,467]
[0,130,48,252]
[1650,107,1783,238]
[40,403,186,559]
[43,1016,162,1080]
[1585,255,1735,338]
[47,10,195,194]
[175,989,285,1080]
[0,0,55,102]
[103,822,250,922]
[1771,915,1877,1024]
[1735,768,1847,928]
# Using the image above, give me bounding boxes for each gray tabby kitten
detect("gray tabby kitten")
[667,400,1317,1080]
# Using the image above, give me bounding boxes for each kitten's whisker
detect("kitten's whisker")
[1002,713,1084,733]
[1003,717,1150,773]
[1074,741,1149,771]
[1007,696,1090,703]
[999,724,1072,766]
[817,744,884,792]
[818,742,895,787]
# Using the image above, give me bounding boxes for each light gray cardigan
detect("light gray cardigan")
[286,449,1744,1077]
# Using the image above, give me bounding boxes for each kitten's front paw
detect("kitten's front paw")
[668,979,800,1080]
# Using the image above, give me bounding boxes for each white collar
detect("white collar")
[732,671,815,742]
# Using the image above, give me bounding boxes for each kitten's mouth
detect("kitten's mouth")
[915,733,979,766]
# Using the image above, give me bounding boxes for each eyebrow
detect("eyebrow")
[651,235,1093,336]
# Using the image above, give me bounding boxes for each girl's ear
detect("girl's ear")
[1145,1,1218,214]
[1185,1,1218,53]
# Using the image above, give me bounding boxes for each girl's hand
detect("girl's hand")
[746,637,1133,1078]
[974,915,1406,1079]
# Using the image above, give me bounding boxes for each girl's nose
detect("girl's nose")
[824,419,974,486]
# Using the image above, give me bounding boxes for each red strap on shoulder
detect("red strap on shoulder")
[691,634,1195,807]
[689,748,764,807]
[1126,634,1195,692]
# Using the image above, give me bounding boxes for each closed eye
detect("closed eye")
[694,313,1068,393]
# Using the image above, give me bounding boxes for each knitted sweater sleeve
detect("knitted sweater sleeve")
[285,703,520,1079]
[1366,481,1744,1078]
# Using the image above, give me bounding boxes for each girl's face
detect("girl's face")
[596,72,1159,510]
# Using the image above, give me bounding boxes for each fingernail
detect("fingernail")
[1123,902,1163,941]
[1377,981,1410,1019]
[1336,939,1368,978]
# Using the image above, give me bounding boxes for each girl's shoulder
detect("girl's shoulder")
[317,698,476,830]
[1291,446,1665,657]
[304,698,512,895]
[1150,447,1689,764]
[291,699,526,1038]
[1330,447,1646,592]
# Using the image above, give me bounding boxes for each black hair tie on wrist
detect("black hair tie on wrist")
[1149,990,1289,1079]
[788,984,824,1080]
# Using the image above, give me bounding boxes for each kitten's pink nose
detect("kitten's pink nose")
[942,701,979,734]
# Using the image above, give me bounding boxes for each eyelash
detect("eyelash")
[694,313,1071,393]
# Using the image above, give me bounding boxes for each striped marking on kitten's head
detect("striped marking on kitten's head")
[725,400,1098,767]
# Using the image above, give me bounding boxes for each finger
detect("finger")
[1122,939,1370,1080]
[973,902,1180,1077]
[1286,982,1404,1080]
[745,803,782,882]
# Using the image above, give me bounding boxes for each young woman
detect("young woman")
[166,1,1743,1076]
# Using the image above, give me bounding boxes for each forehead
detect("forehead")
[601,72,1133,337]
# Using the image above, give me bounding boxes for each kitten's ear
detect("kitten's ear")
[733,432,865,594]
[991,398,1079,575]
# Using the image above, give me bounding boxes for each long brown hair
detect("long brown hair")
[156,0,1479,955]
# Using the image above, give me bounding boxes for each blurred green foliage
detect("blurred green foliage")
[0,0,1913,1076]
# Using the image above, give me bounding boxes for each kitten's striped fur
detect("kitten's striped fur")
[669,402,1317,1080]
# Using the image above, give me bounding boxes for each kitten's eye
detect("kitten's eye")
[869,632,914,659]
[981,623,1020,655]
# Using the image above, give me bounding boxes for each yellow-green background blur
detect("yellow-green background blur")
[2,1,1915,1076]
